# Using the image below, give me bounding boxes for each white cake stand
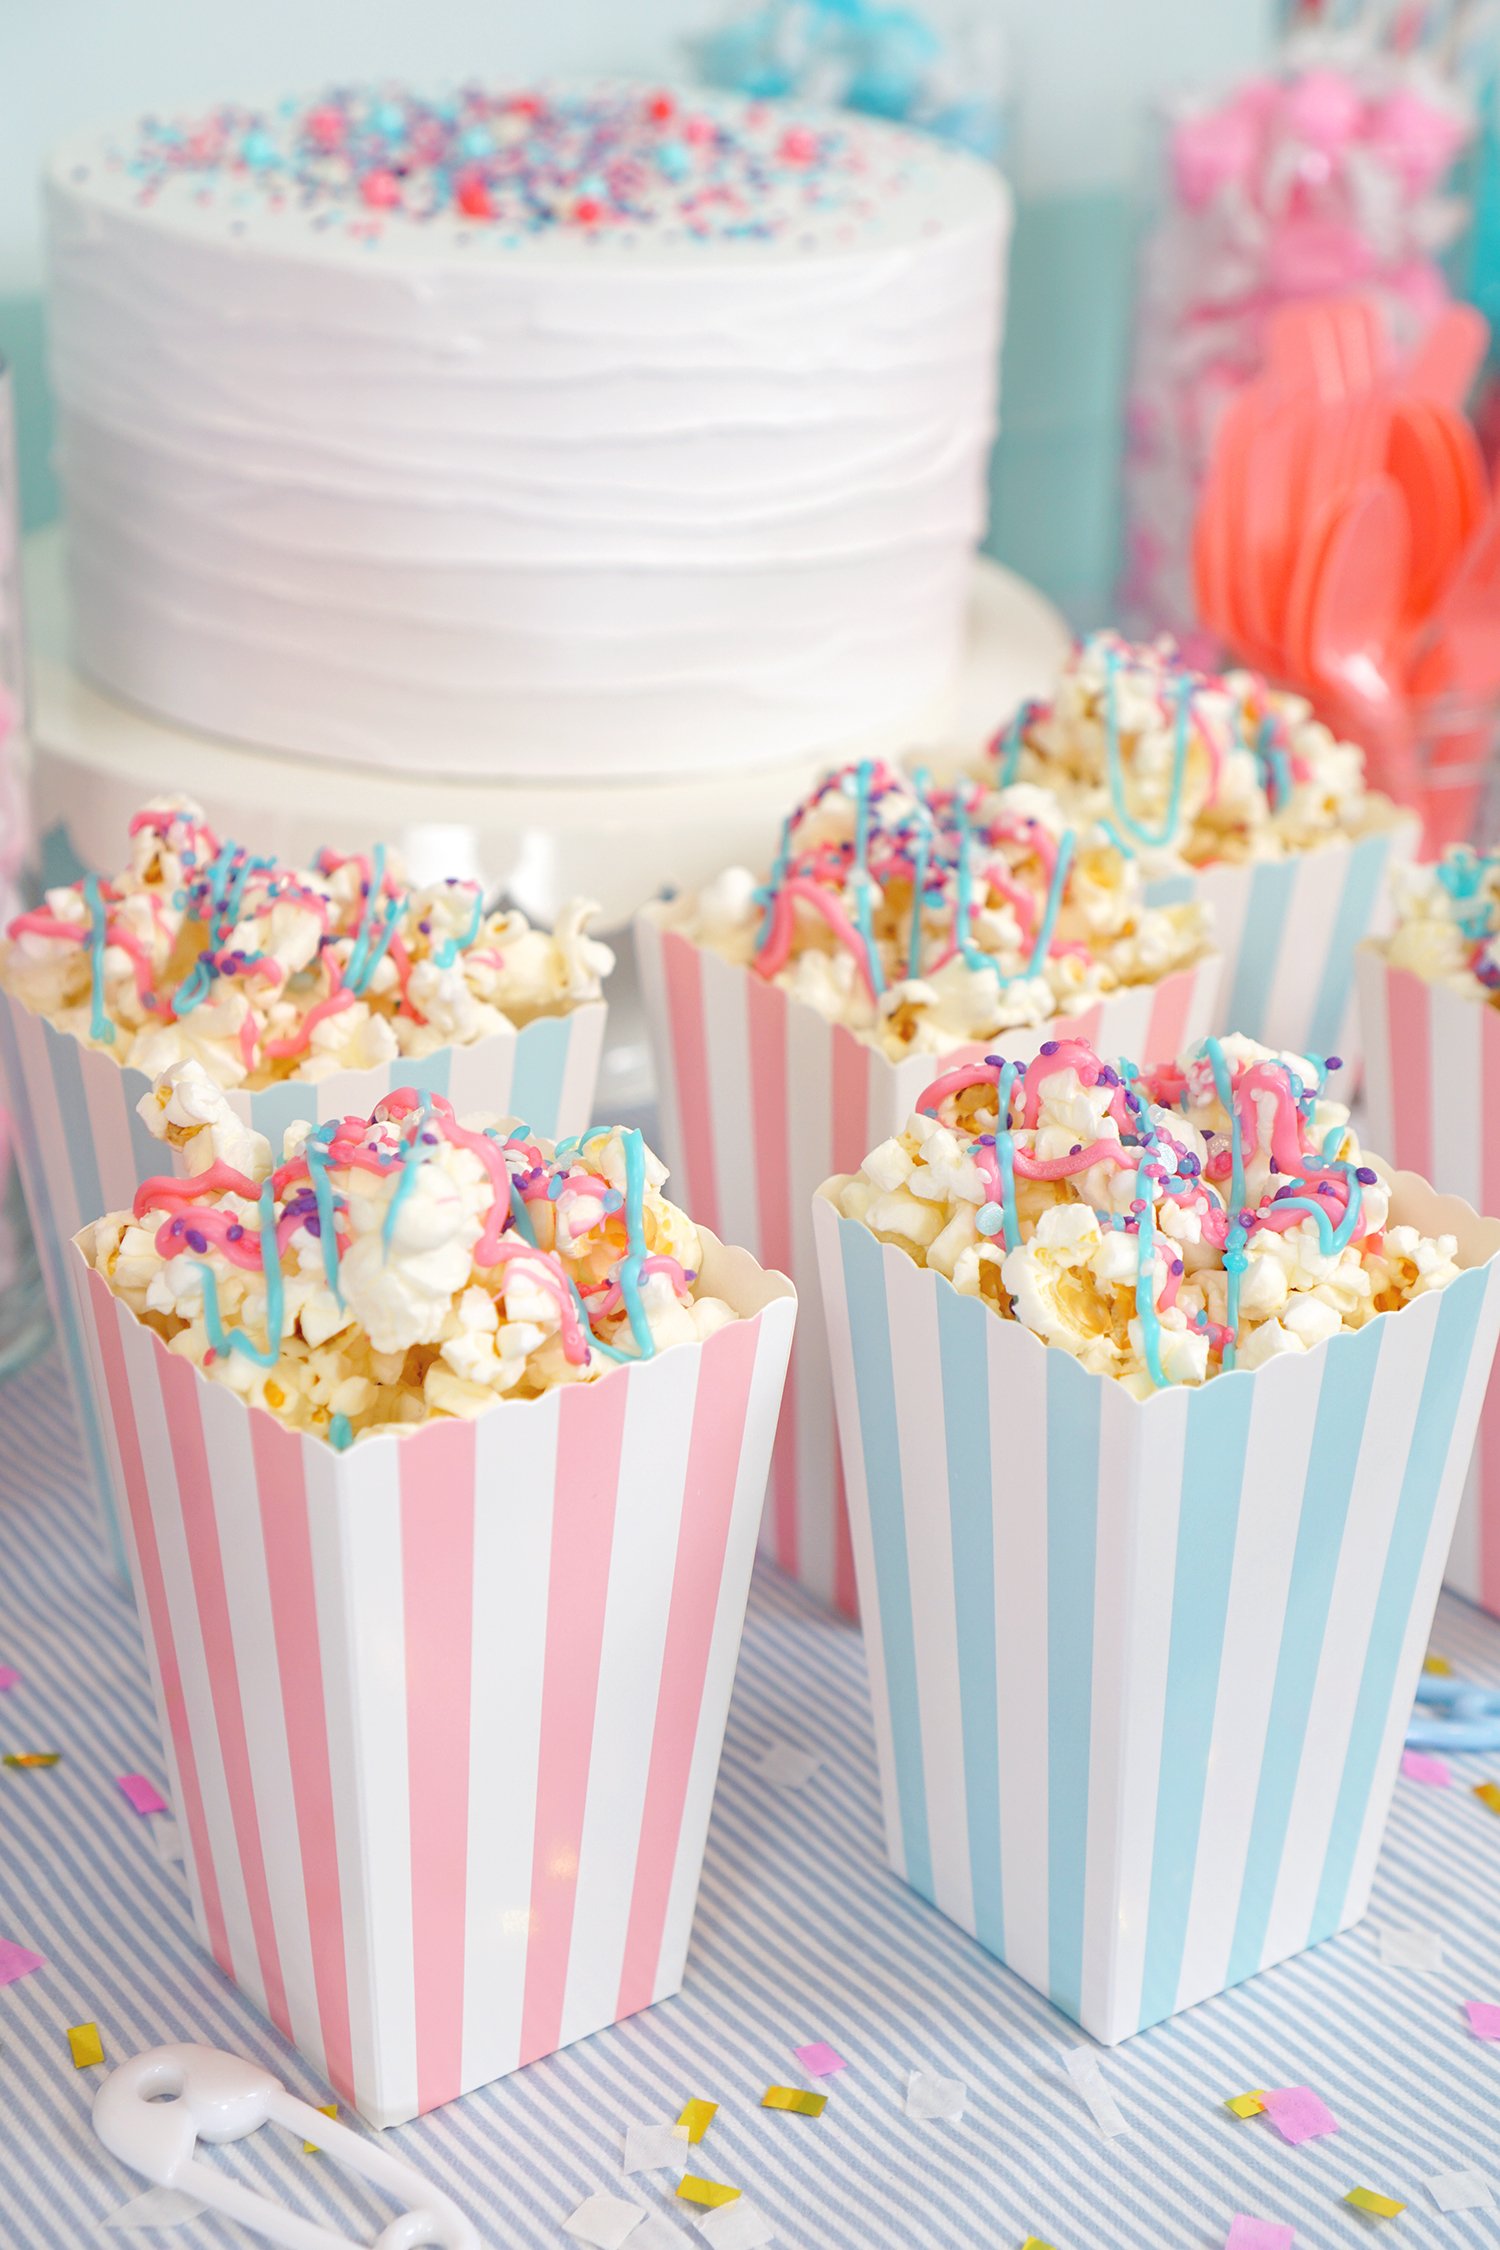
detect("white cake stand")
[24,525,1069,929]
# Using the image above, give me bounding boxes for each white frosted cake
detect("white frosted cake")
[45,83,1010,783]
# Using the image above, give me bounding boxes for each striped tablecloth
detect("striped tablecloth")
[2,1350,1499,2250]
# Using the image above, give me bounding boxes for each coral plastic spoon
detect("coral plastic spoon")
[1305,475,1420,806]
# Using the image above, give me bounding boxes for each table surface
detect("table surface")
[2,1349,1500,2250]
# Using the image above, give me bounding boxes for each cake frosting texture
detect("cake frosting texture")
[46,85,1010,780]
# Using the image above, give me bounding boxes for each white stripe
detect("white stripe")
[633,914,684,1194]
[1174,1351,1326,2012]
[78,1045,144,1217]
[783,1002,837,1602]
[1265,841,1349,1059]
[556,1000,606,1139]
[1355,949,1395,1154]
[561,1351,697,2050]
[1259,1299,1439,1965]
[1429,980,1485,1211]
[1192,862,1255,1035]
[814,1194,902,1872]
[989,1317,1050,1997]
[448,1018,518,1121]
[700,948,760,1263]
[886,1247,972,1936]
[197,1377,322,2075]
[461,1390,559,2089]
[307,1433,417,2128]
[656,1300,796,1994]
[1092,1385,1188,2042]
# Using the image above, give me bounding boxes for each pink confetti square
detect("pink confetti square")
[116,1774,168,1817]
[1262,2086,1338,2145]
[1401,1749,1450,1787]
[0,1667,20,1692]
[1226,2220,1293,2250]
[1465,2000,1500,2040]
[0,1940,45,1987]
[794,2042,846,2078]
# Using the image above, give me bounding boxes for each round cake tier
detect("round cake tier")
[46,84,1010,783]
[24,530,1068,930]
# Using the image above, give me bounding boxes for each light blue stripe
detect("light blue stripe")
[1045,1349,1099,2019]
[1305,832,1391,1060]
[1143,872,1197,909]
[0,1007,126,1580]
[249,1079,319,1156]
[508,1015,574,1138]
[1226,1318,1382,1984]
[935,1285,1002,1958]
[1137,1370,1255,2030]
[45,1020,105,1232]
[837,1216,934,1903]
[1308,1273,1490,1942]
[389,1048,454,1104]
[1223,856,1300,1043]
[123,1064,161,1187]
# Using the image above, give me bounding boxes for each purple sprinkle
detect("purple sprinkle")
[1356,1166,1377,1185]
[1040,1040,1059,1056]
[1269,1157,1279,1174]
[1326,1054,1343,1071]
[185,1229,208,1253]
[227,1223,244,1240]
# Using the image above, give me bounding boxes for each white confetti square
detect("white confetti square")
[1061,2048,1127,2138]
[1426,2168,1493,2213]
[101,2187,207,2230]
[1378,1926,1445,1973]
[623,2121,692,2177]
[695,2199,776,2249]
[564,2191,647,2249]
[905,2068,966,2122]
[631,2219,688,2250]
[152,1818,185,1866]
[754,1742,822,1790]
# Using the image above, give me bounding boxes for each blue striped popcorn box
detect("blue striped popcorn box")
[1144,812,1418,1078]
[636,901,1222,1616]
[73,1233,793,2127]
[1359,943,1500,1618]
[813,1164,1500,2042]
[0,987,606,1583]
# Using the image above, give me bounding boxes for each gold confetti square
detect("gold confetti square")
[1423,1652,1452,1676]
[677,2176,740,2209]
[4,1752,61,1769]
[304,2102,338,2154]
[67,2022,104,2069]
[1345,2187,1405,2218]
[1021,2238,1059,2248]
[761,2085,827,2117]
[1474,1782,1500,1816]
[1224,2090,1267,2118]
[677,2099,718,2144]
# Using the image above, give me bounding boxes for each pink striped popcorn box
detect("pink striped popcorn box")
[0,985,605,1583]
[814,1165,1500,2042]
[635,900,1221,1615]
[72,1234,795,2128]
[1358,945,1500,1616]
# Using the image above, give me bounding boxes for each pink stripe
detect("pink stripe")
[252,1415,356,2106]
[832,1455,858,1621]
[1386,967,1433,1181]
[746,974,798,1580]
[400,1417,477,2115]
[1141,963,1197,1070]
[86,1278,231,1975]
[662,933,719,1237]
[1479,1007,1500,1614]
[831,1025,871,1174]
[1053,1001,1103,1049]
[519,1369,631,2066]
[159,1353,291,2038]
[616,1321,759,2018]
